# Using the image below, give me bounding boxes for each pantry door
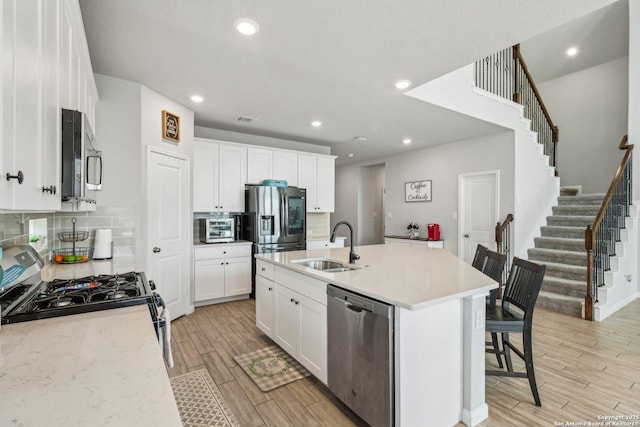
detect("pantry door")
[458,171,499,263]
[147,148,191,318]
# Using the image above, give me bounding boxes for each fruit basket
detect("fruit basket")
[58,231,89,242]
[53,248,93,264]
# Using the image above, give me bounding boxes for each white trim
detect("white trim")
[458,170,501,259]
[147,144,190,161]
[462,404,489,427]
[594,293,640,321]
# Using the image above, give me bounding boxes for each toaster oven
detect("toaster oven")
[200,218,235,243]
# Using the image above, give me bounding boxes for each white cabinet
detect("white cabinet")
[297,154,335,212]
[193,139,247,212]
[1,0,96,211]
[384,237,444,248]
[194,243,252,304]
[306,238,345,249]
[255,261,328,383]
[246,147,299,186]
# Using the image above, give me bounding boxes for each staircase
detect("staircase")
[527,191,604,317]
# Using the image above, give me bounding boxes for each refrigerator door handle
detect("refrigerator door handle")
[279,189,286,237]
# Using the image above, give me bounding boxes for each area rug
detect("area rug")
[233,345,311,392]
[170,369,239,427]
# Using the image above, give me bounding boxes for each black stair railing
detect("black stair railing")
[584,135,633,321]
[474,44,559,175]
[495,213,514,297]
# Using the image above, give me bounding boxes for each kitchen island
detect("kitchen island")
[255,244,497,427]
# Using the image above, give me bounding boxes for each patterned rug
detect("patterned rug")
[170,369,239,427]
[233,345,311,392]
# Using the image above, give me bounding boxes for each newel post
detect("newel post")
[512,44,521,104]
[584,226,594,321]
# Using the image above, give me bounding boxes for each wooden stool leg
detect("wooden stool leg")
[491,332,503,368]
[502,332,513,372]
[523,327,541,406]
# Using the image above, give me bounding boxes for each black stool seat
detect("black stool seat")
[486,306,524,332]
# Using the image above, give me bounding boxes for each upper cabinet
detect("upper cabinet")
[247,147,299,187]
[298,154,335,212]
[193,139,247,212]
[1,0,97,211]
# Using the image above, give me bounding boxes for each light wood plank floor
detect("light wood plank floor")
[168,298,640,426]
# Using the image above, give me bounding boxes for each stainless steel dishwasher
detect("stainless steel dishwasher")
[327,285,394,427]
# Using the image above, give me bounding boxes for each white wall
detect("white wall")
[195,126,331,155]
[629,0,640,297]
[335,132,515,254]
[332,166,360,246]
[537,57,629,194]
[358,164,385,245]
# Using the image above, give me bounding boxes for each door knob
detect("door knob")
[153,247,161,253]
[464,234,470,238]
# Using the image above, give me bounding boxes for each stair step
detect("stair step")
[536,291,583,317]
[528,248,587,266]
[541,226,585,239]
[534,236,585,252]
[546,215,595,227]
[533,261,587,281]
[552,205,600,216]
[560,187,580,196]
[541,276,586,298]
[557,194,605,206]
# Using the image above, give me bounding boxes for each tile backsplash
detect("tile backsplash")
[307,213,330,239]
[0,207,136,262]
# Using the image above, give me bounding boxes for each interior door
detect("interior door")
[459,171,499,263]
[147,149,190,318]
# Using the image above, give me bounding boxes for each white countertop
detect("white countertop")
[193,239,253,247]
[256,244,497,310]
[0,305,182,427]
[41,258,136,281]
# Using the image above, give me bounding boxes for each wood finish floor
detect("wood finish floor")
[168,298,640,427]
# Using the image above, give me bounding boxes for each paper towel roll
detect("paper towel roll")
[93,229,113,260]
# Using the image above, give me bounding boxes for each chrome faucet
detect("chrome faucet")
[330,221,360,264]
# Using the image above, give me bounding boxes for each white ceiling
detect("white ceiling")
[79,0,619,166]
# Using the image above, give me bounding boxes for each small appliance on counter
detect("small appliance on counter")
[200,218,235,243]
[93,228,113,260]
[427,223,441,241]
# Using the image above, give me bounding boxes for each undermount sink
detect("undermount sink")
[293,259,357,272]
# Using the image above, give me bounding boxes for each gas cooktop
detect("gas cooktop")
[0,271,156,324]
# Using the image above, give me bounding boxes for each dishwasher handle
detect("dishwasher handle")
[344,302,366,313]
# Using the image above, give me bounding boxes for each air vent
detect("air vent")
[353,136,367,143]
[236,116,257,124]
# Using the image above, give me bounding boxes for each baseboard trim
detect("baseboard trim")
[462,403,489,427]
[594,292,640,321]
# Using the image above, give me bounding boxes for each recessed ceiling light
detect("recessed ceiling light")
[394,80,412,90]
[348,153,354,158]
[567,47,578,56]
[234,18,259,36]
[402,138,412,145]
[311,120,322,127]
[190,95,204,103]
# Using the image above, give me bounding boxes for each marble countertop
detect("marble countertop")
[256,244,497,310]
[0,305,182,426]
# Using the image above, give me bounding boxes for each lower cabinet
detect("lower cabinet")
[255,264,328,384]
[194,243,252,304]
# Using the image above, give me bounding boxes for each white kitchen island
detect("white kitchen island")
[255,244,497,427]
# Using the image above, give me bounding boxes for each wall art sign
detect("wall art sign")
[162,110,180,143]
[405,180,432,202]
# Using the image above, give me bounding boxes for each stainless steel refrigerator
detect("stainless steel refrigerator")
[243,185,307,253]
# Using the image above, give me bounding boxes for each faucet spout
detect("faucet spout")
[330,221,359,264]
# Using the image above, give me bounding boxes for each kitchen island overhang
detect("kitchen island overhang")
[255,244,497,427]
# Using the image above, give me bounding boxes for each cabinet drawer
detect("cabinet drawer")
[194,244,251,260]
[274,266,327,306]
[256,259,275,280]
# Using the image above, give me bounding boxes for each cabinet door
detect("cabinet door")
[193,140,219,211]
[297,154,317,212]
[1,0,17,208]
[224,256,251,296]
[218,144,247,212]
[59,0,73,109]
[255,275,274,336]
[247,147,272,185]
[316,156,335,212]
[297,292,327,383]
[194,258,225,301]
[273,283,298,356]
[273,151,298,187]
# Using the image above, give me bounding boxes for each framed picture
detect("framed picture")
[162,110,180,143]
[405,180,432,202]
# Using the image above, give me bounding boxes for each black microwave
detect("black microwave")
[61,109,102,201]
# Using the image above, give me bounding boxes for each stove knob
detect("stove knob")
[149,280,156,290]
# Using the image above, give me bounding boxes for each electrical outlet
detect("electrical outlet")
[475,310,484,330]
[625,274,632,282]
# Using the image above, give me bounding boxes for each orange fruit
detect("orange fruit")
[55,255,64,263]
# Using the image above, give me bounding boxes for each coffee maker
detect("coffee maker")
[427,224,441,241]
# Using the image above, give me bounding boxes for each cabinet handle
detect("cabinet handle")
[6,171,24,184]
[221,262,224,265]
[226,262,229,265]
[223,251,227,254]
[42,185,56,194]
[290,298,295,303]
[261,267,266,271]
[220,206,223,209]
[153,247,161,253]
[294,300,299,305]
[268,287,273,291]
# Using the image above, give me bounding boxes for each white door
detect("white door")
[192,140,218,211]
[316,156,335,212]
[148,149,190,318]
[273,283,298,355]
[273,151,298,186]
[459,171,499,263]
[247,147,272,185]
[224,257,252,296]
[194,259,225,301]
[255,275,274,335]
[218,144,247,212]
[297,154,317,212]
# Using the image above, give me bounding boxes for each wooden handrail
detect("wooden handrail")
[584,135,633,320]
[495,213,514,247]
[512,44,559,143]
